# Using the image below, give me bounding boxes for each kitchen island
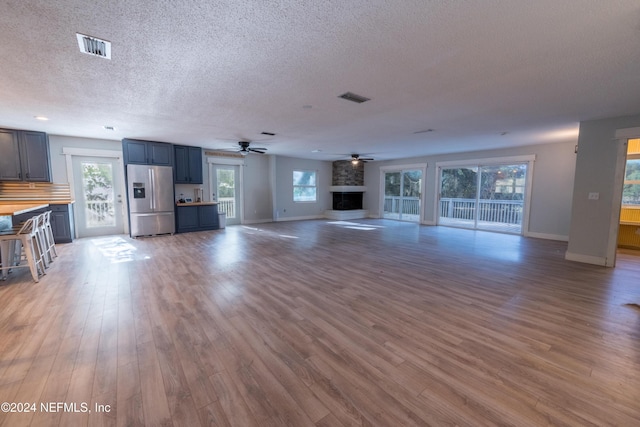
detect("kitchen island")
[0,182,75,242]
[0,203,50,232]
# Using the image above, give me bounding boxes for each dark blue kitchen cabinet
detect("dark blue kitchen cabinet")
[123,139,173,166]
[176,205,199,231]
[175,204,219,233]
[0,129,51,182]
[49,204,75,243]
[174,145,202,184]
[198,204,219,228]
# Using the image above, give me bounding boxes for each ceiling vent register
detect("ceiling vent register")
[338,92,370,104]
[76,33,111,59]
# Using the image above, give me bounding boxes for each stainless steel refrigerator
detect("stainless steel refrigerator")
[127,164,175,237]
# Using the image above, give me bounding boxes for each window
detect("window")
[293,170,316,202]
[623,157,640,205]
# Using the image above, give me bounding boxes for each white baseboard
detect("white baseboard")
[564,251,608,266]
[421,220,437,226]
[275,215,324,222]
[242,218,274,225]
[524,231,569,242]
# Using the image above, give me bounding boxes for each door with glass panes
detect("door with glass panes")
[438,163,527,234]
[382,169,422,222]
[72,156,125,237]
[212,165,240,225]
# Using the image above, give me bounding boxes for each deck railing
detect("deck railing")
[217,197,235,218]
[439,198,523,225]
[383,196,420,216]
[86,200,114,227]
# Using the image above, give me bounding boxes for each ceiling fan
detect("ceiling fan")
[236,141,267,155]
[350,154,374,164]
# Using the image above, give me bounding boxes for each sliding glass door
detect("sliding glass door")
[438,162,528,234]
[383,169,422,222]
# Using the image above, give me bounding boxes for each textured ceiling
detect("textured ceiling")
[1,0,640,161]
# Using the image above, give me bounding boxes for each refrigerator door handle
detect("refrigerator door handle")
[149,169,155,210]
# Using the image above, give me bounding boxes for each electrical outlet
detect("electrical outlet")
[588,192,599,200]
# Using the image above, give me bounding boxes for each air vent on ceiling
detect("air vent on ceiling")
[261,131,276,136]
[338,92,370,104]
[76,33,111,59]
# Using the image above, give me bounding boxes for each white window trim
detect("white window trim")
[293,169,317,203]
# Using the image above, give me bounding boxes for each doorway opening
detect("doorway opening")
[617,138,640,250]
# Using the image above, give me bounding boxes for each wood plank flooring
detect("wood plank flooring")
[0,219,639,426]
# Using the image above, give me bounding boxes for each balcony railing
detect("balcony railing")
[439,198,523,233]
[217,197,235,219]
[86,200,115,227]
[383,196,420,221]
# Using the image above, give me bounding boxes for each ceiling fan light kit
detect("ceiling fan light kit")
[350,154,374,165]
[237,141,267,155]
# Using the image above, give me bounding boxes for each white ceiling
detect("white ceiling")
[1,0,640,161]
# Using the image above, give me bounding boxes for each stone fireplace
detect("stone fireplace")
[325,160,368,220]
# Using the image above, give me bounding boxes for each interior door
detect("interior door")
[212,165,240,226]
[72,156,125,237]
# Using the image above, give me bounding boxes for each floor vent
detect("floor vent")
[338,92,370,104]
[76,33,111,59]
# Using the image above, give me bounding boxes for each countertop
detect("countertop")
[176,201,218,206]
[0,203,50,216]
[0,199,74,205]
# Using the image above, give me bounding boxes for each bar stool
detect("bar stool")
[35,213,50,269]
[0,217,46,282]
[43,210,58,261]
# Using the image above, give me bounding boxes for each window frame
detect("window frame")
[622,153,640,206]
[293,169,317,203]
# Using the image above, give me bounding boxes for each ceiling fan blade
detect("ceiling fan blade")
[249,147,267,153]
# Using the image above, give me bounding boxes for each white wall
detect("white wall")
[566,114,640,266]
[272,156,332,221]
[243,154,273,222]
[364,140,577,240]
[48,135,122,182]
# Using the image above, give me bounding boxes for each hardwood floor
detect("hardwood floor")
[0,219,639,426]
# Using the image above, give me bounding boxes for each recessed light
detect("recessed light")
[103,125,116,131]
[261,131,276,136]
[312,149,322,153]
[34,116,49,121]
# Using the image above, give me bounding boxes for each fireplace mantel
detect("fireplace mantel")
[329,185,367,192]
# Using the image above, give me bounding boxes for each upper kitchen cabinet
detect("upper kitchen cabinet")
[174,145,203,184]
[0,129,51,182]
[122,138,173,166]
